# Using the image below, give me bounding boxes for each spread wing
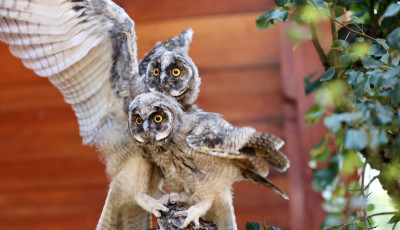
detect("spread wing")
[186,112,289,171]
[0,0,140,144]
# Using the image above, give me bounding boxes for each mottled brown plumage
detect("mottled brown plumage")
[128,92,289,230]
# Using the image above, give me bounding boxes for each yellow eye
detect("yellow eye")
[172,68,180,77]
[153,68,160,77]
[154,115,163,123]
[135,117,143,125]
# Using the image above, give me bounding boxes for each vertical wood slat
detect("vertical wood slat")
[280,22,329,230]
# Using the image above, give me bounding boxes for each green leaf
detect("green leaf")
[393,84,400,107]
[274,0,289,7]
[246,222,261,230]
[337,0,358,5]
[397,110,400,127]
[387,27,400,50]
[310,136,328,159]
[324,112,363,134]
[346,70,364,86]
[381,3,400,19]
[368,43,387,57]
[391,137,400,156]
[267,227,281,230]
[321,213,343,229]
[344,128,368,151]
[256,8,288,30]
[376,38,389,50]
[367,203,375,212]
[332,40,349,51]
[340,53,358,68]
[342,150,364,174]
[304,72,323,94]
[369,129,388,151]
[313,168,338,191]
[334,5,345,18]
[362,57,384,69]
[293,0,306,7]
[305,105,325,125]
[313,154,340,191]
[322,197,347,213]
[388,214,400,224]
[321,67,336,81]
[371,104,394,126]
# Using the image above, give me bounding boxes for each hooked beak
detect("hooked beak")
[142,120,149,137]
[160,74,167,89]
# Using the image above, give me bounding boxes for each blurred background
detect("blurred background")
[0,0,329,229]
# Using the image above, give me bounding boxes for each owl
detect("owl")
[139,28,201,111]
[128,92,289,230]
[0,0,167,229]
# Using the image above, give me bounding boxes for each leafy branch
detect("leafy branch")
[257,0,400,229]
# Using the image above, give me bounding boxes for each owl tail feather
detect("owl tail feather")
[234,161,289,200]
[240,132,290,172]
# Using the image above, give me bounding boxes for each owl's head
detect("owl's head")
[141,29,201,109]
[128,92,183,145]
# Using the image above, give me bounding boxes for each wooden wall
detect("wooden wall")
[0,0,318,229]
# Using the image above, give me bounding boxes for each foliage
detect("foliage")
[258,0,400,229]
[246,222,281,230]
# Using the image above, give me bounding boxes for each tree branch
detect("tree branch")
[310,21,329,70]
[324,220,361,230]
[367,212,398,219]
[310,0,377,42]
[157,202,217,230]
[361,164,370,230]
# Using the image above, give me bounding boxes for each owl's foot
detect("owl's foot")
[174,206,202,229]
[136,193,169,217]
[159,192,187,205]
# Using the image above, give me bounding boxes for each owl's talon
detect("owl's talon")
[174,209,201,229]
[150,202,169,217]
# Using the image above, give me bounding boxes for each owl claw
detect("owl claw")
[152,203,169,217]
[174,209,201,229]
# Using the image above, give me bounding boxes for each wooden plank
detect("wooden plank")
[0,83,65,111]
[198,92,283,122]
[0,43,42,86]
[233,177,290,229]
[116,0,274,22]
[280,22,327,230]
[199,67,281,96]
[0,157,107,190]
[0,186,106,230]
[136,12,280,69]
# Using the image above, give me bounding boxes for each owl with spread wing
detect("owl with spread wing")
[0,0,168,229]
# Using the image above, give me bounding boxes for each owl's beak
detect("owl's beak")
[142,120,149,136]
[160,74,167,89]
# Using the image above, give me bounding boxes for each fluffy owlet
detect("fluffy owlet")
[128,92,289,230]
[139,29,201,111]
[0,0,167,229]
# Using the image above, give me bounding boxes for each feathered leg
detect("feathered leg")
[96,184,118,230]
[205,190,237,230]
[118,204,152,230]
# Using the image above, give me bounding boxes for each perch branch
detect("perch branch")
[157,202,217,230]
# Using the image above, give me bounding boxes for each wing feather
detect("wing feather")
[0,0,139,144]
